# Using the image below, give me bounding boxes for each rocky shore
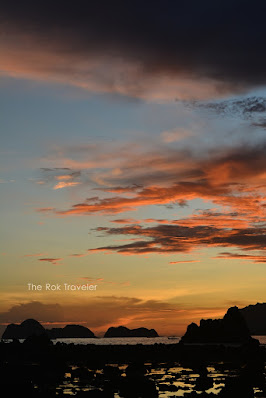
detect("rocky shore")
[0,335,265,397]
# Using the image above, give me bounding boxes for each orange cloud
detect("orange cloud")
[36,142,266,224]
[112,211,250,229]
[24,253,47,257]
[69,253,89,258]
[79,276,130,287]
[169,260,200,264]
[110,218,142,224]
[53,181,81,189]
[36,143,266,261]
[55,175,73,181]
[88,223,266,256]
[36,207,56,213]
[39,258,63,265]
[214,252,266,263]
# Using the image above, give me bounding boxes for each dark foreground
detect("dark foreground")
[1,336,266,397]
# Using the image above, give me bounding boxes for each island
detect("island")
[2,319,46,339]
[47,324,95,338]
[2,319,95,339]
[104,326,159,338]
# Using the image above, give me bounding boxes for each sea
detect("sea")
[50,335,266,345]
[3,335,266,345]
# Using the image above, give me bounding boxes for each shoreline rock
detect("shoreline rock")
[181,307,252,344]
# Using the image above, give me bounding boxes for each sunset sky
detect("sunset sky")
[1,1,266,336]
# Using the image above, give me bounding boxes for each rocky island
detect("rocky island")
[2,319,95,339]
[2,319,46,339]
[47,324,95,338]
[104,326,159,338]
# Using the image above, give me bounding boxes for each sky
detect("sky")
[1,0,266,336]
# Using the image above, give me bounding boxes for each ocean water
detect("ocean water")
[52,336,180,345]
[59,363,229,397]
[3,335,266,345]
[50,335,266,345]
[58,362,266,397]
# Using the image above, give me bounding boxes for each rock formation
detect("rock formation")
[2,319,45,339]
[241,302,266,335]
[47,324,95,338]
[104,326,158,338]
[2,319,95,339]
[181,306,251,344]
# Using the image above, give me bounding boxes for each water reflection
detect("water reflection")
[55,362,265,397]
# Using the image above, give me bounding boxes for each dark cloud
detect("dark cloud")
[0,301,64,325]
[252,119,266,129]
[89,224,266,255]
[2,1,266,98]
[194,97,266,118]
[40,168,71,171]
[39,258,63,265]
[214,252,266,263]
[96,185,142,193]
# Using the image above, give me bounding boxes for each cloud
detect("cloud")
[41,179,266,219]
[110,218,142,224]
[79,276,130,287]
[69,253,89,258]
[53,181,81,189]
[35,141,266,260]
[40,168,71,171]
[194,97,266,119]
[39,258,63,265]
[168,211,250,229]
[24,253,47,257]
[36,169,82,190]
[36,207,56,213]
[161,128,194,143]
[0,301,64,325]
[169,260,200,264]
[88,224,266,255]
[0,179,15,183]
[214,252,266,263]
[36,141,266,219]
[1,1,266,100]
[55,175,73,181]
[252,119,266,129]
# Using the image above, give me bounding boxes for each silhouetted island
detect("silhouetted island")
[2,319,45,339]
[47,324,95,338]
[181,306,252,344]
[241,302,266,335]
[2,319,95,339]
[104,326,159,338]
